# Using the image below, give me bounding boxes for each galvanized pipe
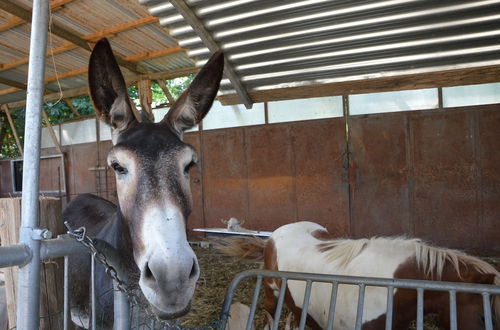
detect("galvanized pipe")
[91,255,97,330]
[416,288,424,330]
[449,290,457,330]
[272,278,287,330]
[0,244,31,268]
[113,281,131,330]
[355,284,366,330]
[325,282,338,330]
[40,237,88,259]
[483,292,493,330]
[16,0,50,328]
[63,256,69,330]
[298,280,313,330]
[246,275,262,330]
[385,286,394,330]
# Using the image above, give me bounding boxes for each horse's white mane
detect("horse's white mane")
[318,236,500,280]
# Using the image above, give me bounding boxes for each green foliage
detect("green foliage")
[0,75,195,159]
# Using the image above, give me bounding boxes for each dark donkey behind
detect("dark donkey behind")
[63,38,224,328]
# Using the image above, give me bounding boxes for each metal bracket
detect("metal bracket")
[31,228,53,240]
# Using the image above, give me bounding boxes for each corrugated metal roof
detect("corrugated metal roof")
[0,0,195,108]
[141,0,500,103]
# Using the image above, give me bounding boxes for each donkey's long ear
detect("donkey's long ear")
[162,50,224,136]
[88,38,136,131]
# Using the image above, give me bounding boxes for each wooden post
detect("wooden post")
[64,98,80,117]
[138,79,154,121]
[0,197,65,329]
[1,104,23,156]
[156,79,175,106]
[41,109,63,154]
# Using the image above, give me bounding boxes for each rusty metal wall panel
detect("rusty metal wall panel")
[477,106,500,255]
[201,128,250,229]
[291,119,350,236]
[411,110,480,251]
[349,114,411,237]
[246,125,297,231]
[184,133,204,236]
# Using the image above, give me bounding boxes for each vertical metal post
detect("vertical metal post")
[416,288,424,330]
[298,280,313,330]
[272,278,287,330]
[63,256,69,330]
[246,276,262,330]
[91,255,97,330]
[482,292,493,330]
[16,0,50,329]
[325,282,338,330]
[448,290,457,330]
[113,282,131,330]
[385,286,394,330]
[354,284,366,330]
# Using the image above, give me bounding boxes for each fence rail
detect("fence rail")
[220,269,500,330]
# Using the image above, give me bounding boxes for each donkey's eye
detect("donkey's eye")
[111,162,128,175]
[184,161,196,175]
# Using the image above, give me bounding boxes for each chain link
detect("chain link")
[64,222,221,330]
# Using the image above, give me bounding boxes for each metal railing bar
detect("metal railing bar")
[385,286,394,330]
[355,284,366,330]
[114,281,131,330]
[449,290,457,330]
[272,278,288,330]
[0,244,31,268]
[483,292,493,330]
[298,280,313,330]
[63,256,69,330]
[228,269,500,295]
[325,282,338,330]
[91,255,97,330]
[246,275,263,330]
[416,288,424,330]
[40,237,88,259]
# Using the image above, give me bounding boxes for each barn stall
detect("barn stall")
[0,0,499,329]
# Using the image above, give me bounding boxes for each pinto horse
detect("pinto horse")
[62,38,223,328]
[219,221,500,330]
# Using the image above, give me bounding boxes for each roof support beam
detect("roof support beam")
[0,0,73,32]
[1,16,162,72]
[0,0,139,74]
[156,79,175,105]
[168,0,253,109]
[1,105,23,156]
[0,47,185,96]
[6,67,200,110]
[0,77,27,90]
[218,64,500,106]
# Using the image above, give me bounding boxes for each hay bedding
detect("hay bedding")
[176,246,441,330]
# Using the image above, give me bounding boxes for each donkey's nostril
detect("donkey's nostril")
[189,259,199,279]
[143,262,155,281]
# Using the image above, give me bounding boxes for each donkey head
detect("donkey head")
[88,38,224,319]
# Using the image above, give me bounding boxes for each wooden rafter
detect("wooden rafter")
[0,47,184,96]
[0,77,26,90]
[1,104,23,156]
[138,80,153,120]
[156,79,175,105]
[41,109,62,154]
[0,16,162,72]
[64,98,80,117]
[0,0,73,33]
[218,64,500,106]
[169,0,253,109]
[6,66,199,110]
[0,0,139,74]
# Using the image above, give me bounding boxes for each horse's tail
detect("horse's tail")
[213,236,267,262]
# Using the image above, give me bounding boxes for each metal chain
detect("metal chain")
[65,222,221,330]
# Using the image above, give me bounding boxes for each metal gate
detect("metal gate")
[220,269,500,330]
